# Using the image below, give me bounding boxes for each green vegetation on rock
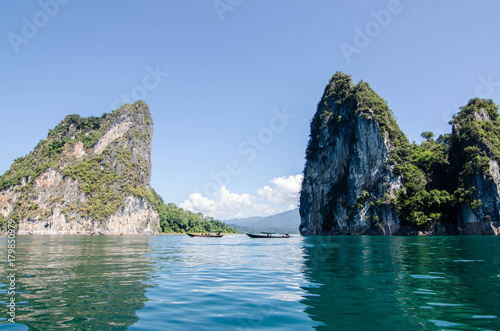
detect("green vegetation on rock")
[304,72,411,232]
[0,100,235,234]
[302,72,500,233]
[0,214,7,231]
[0,103,145,227]
[146,188,236,234]
[0,112,108,191]
[306,72,409,164]
[397,98,500,227]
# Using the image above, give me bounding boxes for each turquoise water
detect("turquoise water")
[0,235,499,330]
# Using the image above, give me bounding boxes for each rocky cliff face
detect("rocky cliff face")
[300,74,500,236]
[0,101,160,234]
[450,98,500,235]
[300,73,407,235]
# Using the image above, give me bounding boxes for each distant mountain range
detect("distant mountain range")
[224,209,300,234]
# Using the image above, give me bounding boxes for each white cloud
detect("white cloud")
[180,174,303,219]
[257,174,303,206]
[179,193,216,213]
[180,186,254,218]
[217,186,253,210]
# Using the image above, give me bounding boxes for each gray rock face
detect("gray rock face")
[300,73,403,235]
[301,77,500,236]
[0,101,159,234]
[458,161,500,235]
[452,104,500,235]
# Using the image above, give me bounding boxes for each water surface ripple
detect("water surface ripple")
[0,235,499,330]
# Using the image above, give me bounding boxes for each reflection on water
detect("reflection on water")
[0,236,153,330]
[1,235,499,330]
[301,236,500,330]
[130,235,318,330]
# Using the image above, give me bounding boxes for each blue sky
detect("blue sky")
[1,1,500,219]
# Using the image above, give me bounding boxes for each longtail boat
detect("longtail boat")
[187,233,224,238]
[246,232,290,238]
